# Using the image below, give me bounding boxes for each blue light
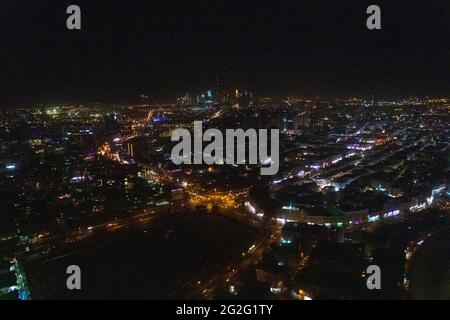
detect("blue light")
[152,114,168,122]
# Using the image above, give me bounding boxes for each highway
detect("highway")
[23,208,167,255]
[168,222,282,299]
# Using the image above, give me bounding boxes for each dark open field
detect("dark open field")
[25,213,259,299]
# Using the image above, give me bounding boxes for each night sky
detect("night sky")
[1,0,450,106]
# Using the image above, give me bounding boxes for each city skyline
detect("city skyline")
[1,0,450,107]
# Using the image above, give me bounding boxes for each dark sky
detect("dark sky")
[1,0,450,106]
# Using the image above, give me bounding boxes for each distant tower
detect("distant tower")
[337,228,345,243]
[216,75,220,101]
[238,91,250,109]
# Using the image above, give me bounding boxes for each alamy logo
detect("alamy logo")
[66,265,81,290]
[366,265,381,290]
[170,121,279,175]
[366,5,381,30]
[66,5,81,30]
